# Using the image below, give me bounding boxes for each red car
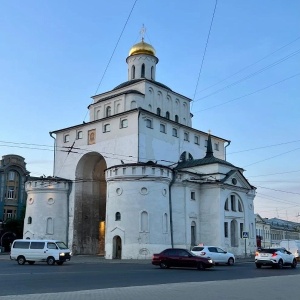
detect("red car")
[152,248,214,270]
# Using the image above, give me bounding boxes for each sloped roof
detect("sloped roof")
[113,78,172,91]
[175,134,239,170]
[175,155,237,170]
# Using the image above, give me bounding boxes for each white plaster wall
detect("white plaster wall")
[105,165,172,259]
[24,180,69,244]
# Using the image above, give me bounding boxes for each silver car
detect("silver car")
[191,246,235,265]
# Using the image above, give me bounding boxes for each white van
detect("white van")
[10,239,72,265]
[280,240,300,261]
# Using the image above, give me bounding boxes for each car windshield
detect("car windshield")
[56,242,68,249]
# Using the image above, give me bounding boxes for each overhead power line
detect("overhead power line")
[194,72,300,112]
[191,0,218,109]
[228,139,300,155]
[194,48,300,103]
[83,0,138,122]
[196,35,300,95]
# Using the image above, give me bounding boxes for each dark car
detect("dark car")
[152,248,214,270]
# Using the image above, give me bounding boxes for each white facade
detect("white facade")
[24,39,257,258]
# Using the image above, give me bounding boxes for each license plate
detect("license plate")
[261,253,268,257]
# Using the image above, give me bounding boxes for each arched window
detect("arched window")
[238,200,243,212]
[151,66,154,79]
[165,111,170,119]
[224,199,229,210]
[131,65,135,79]
[175,115,179,122]
[115,212,121,221]
[141,64,145,78]
[106,106,111,117]
[28,217,32,224]
[157,108,161,116]
[141,211,148,232]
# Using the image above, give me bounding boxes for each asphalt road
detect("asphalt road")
[0,255,299,299]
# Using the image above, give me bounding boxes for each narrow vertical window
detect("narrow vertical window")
[163,213,168,233]
[141,211,148,232]
[132,65,135,79]
[115,212,121,221]
[231,195,236,211]
[191,221,196,246]
[175,115,179,122]
[224,222,228,237]
[151,66,154,79]
[157,108,161,116]
[141,64,145,78]
[165,111,170,119]
[240,223,244,238]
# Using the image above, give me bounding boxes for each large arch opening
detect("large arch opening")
[73,152,107,255]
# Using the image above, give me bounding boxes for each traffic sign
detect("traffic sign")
[242,231,249,239]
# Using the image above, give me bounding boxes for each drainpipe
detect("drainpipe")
[49,132,56,176]
[137,108,141,162]
[169,170,176,248]
[66,180,72,247]
[224,140,231,161]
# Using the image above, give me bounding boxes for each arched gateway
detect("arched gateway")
[73,152,107,255]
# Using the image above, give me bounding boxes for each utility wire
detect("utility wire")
[228,139,300,155]
[243,146,300,168]
[194,72,300,112]
[194,48,300,103]
[196,35,300,95]
[83,0,138,122]
[191,0,218,109]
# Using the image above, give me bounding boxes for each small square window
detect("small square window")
[194,136,199,145]
[77,131,83,139]
[121,119,128,128]
[64,134,70,143]
[146,119,152,128]
[172,128,178,137]
[104,124,110,132]
[191,191,196,200]
[184,132,189,141]
[160,124,166,133]
[214,143,219,151]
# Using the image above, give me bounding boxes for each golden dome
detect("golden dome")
[129,40,156,56]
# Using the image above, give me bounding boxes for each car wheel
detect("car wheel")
[197,262,205,270]
[28,261,35,265]
[291,259,297,269]
[17,256,26,265]
[255,263,262,269]
[159,262,169,269]
[277,259,283,269]
[56,261,64,265]
[47,256,55,265]
[227,257,234,266]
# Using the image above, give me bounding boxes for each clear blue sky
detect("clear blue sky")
[1,1,299,221]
